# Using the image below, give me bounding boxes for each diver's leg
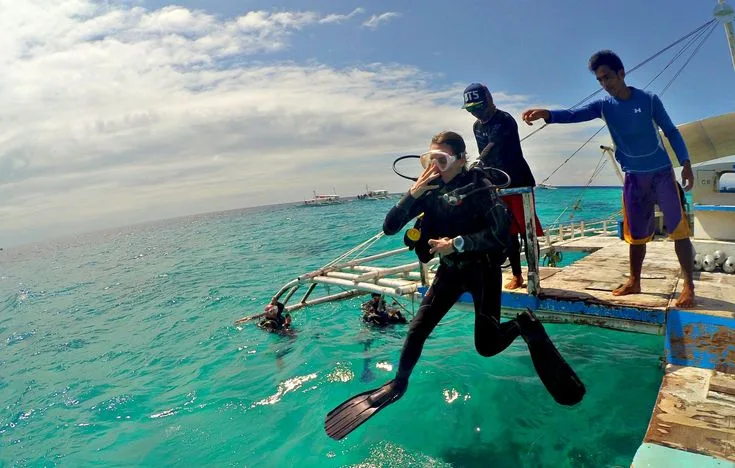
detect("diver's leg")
[470,261,522,357]
[395,266,463,382]
[505,235,525,289]
[325,266,463,441]
[501,194,525,290]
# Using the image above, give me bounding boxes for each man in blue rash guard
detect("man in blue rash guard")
[521,50,695,308]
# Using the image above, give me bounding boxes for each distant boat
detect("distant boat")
[537,183,558,190]
[358,186,390,200]
[303,190,344,206]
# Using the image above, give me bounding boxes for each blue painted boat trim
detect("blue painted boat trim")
[416,286,665,324]
[631,443,733,467]
[693,204,735,212]
[666,309,735,372]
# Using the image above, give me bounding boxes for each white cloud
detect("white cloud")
[320,7,365,24]
[0,1,615,247]
[362,12,401,30]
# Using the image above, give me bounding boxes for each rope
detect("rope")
[641,21,714,91]
[539,126,607,185]
[536,17,717,217]
[539,20,716,185]
[343,232,386,263]
[601,147,625,184]
[390,298,415,319]
[544,211,621,232]
[660,22,719,97]
[319,231,384,269]
[550,148,609,225]
[520,18,716,144]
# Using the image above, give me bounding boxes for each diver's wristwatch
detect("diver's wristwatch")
[452,236,465,253]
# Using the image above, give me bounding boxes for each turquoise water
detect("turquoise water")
[1,188,666,467]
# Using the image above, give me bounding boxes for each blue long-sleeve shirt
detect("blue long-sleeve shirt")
[548,87,689,174]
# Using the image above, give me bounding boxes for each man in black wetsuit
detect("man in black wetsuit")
[324,131,585,440]
[463,83,544,290]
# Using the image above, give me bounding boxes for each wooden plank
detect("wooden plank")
[539,283,673,309]
[625,273,668,279]
[669,272,735,319]
[644,365,735,462]
[500,267,562,291]
[585,282,620,292]
[709,372,735,396]
[536,240,683,310]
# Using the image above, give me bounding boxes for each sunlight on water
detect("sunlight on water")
[253,373,319,407]
[0,189,665,467]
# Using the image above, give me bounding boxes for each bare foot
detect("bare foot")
[612,280,641,296]
[505,276,525,290]
[675,284,695,308]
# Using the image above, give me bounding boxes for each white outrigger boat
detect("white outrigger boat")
[237,3,735,466]
[302,190,344,206]
[357,186,391,200]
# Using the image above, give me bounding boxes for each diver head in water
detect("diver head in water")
[259,300,288,331]
[263,300,284,319]
[361,297,407,327]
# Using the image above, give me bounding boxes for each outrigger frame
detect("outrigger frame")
[234,188,622,325]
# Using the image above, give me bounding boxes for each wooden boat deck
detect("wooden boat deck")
[637,365,735,465]
[503,236,684,310]
[500,236,735,322]
[494,235,735,466]
[242,230,735,466]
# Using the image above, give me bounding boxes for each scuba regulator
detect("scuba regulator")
[393,154,513,261]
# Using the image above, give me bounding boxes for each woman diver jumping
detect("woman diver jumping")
[324,131,585,440]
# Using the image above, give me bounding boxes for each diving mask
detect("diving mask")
[419,150,459,173]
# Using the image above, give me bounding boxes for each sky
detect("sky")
[1,0,734,247]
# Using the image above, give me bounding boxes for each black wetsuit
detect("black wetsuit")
[473,109,538,276]
[384,168,521,382]
[362,299,407,326]
[323,175,585,440]
[472,109,535,189]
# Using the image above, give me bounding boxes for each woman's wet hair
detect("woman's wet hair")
[431,131,466,158]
